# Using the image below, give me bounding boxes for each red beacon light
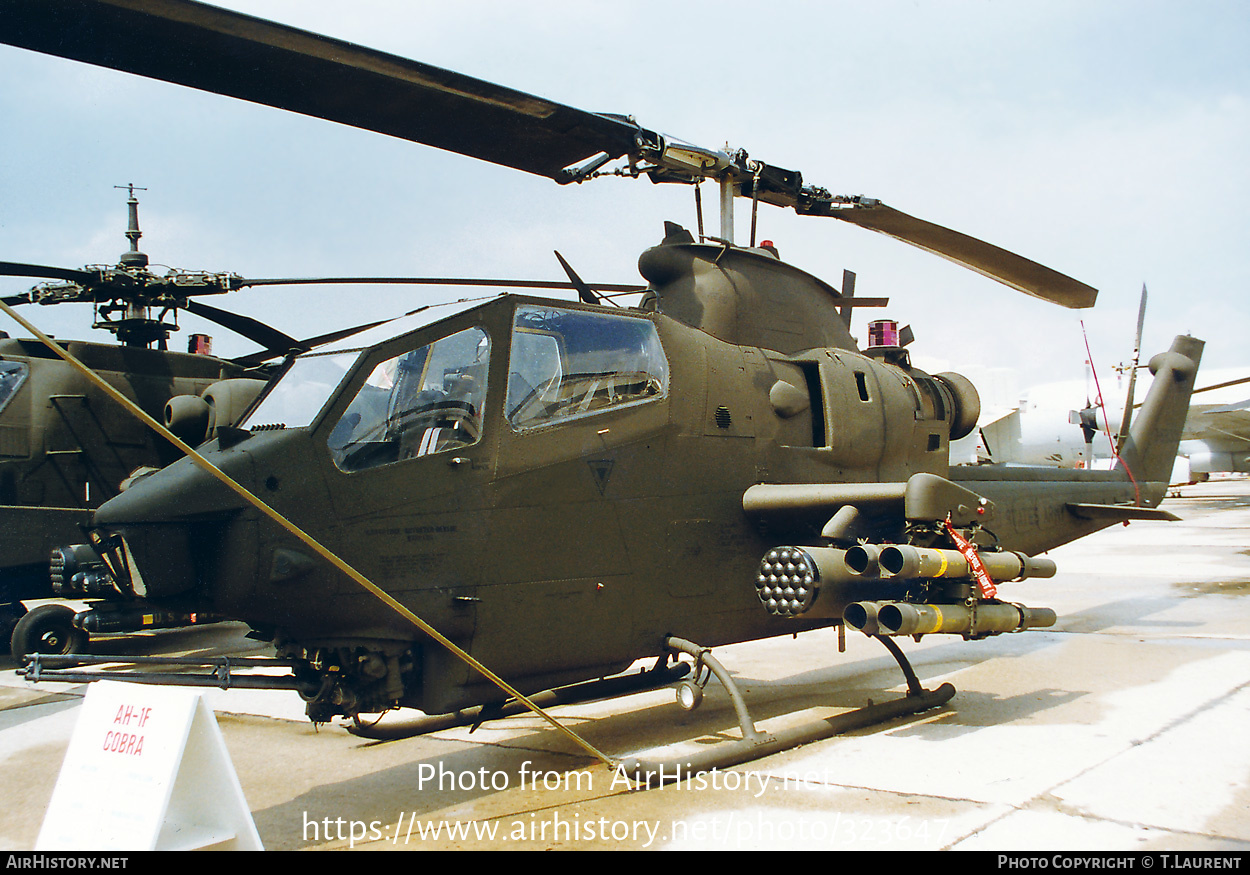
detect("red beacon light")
[867,319,901,349]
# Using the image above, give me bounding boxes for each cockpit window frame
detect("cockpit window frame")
[505,304,670,433]
[238,347,369,432]
[326,325,492,474]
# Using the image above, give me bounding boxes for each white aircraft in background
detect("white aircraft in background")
[950,366,1250,483]
[950,284,1250,482]
[1178,372,1250,477]
[949,375,1119,469]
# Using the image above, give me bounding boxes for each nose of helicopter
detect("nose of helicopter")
[91,438,260,601]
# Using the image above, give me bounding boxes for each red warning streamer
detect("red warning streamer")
[944,517,997,599]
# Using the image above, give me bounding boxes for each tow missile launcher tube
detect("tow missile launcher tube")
[842,601,881,635]
[844,601,1057,637]
[844,544,882,577]
[879,545,1056,581]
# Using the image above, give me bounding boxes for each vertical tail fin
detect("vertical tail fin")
[1117,334,1203,484]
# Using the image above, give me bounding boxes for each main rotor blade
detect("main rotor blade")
[819,202,1098,309]
[235,276,646,293]
[0,0,647,181]
[182,298,299,353]
[231,317,395,368]
[1193,375,1250,396]
[0,2,1097,307]
[0,260,95,284]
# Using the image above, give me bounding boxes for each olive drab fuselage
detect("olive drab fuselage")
[88,235,1201,719]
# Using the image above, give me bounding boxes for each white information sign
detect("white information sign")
[36,680,263,851]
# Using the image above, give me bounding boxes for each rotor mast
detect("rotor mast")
[115,183,149,268]
[719,176,736,244]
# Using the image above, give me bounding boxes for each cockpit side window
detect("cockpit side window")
[0,361,27,415]
[241,351,361,430]
[330,327,490,473]
[505,305,668,430]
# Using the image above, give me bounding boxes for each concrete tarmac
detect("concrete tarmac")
[3,478,1250,851]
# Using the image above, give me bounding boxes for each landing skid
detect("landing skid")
[351,633,954,783]
[348,658,692,740]
[618,635,954,785]
[20,634,954,781]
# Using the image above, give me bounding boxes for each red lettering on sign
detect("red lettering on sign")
[102,730,146,756]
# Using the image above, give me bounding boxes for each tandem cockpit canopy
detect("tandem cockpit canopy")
[237,298,669,472]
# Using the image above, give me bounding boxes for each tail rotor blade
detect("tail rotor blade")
[1115,284,1147,452]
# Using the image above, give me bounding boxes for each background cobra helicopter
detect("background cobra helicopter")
[0,0,1224,769]
[0,186,639,655]
[0,186,354,654]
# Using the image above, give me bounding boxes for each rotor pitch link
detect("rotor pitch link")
[844,601,1057,638]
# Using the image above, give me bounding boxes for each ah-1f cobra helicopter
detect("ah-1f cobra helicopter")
[1,0,1203,776]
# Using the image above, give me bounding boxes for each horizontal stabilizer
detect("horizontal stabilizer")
[1066,503,1179,522]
